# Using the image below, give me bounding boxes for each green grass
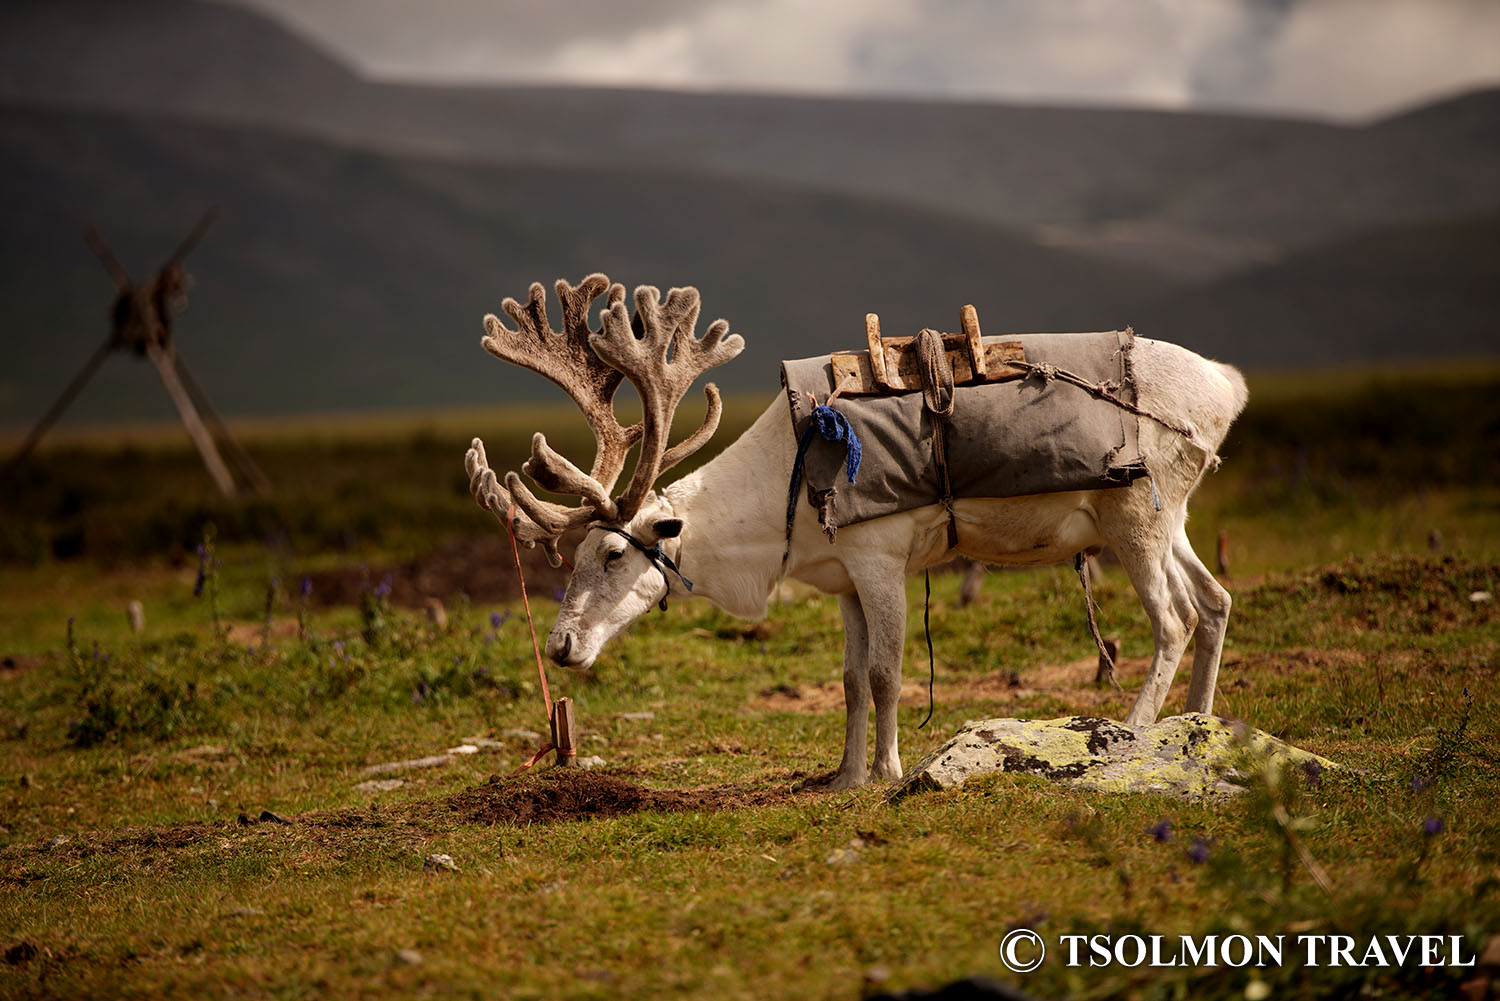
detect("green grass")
[1,366,1499,999]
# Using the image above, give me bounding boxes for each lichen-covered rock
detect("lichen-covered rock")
[893,713,1337,800]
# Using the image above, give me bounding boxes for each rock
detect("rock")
[577,755,607,770]
[259,810,292,825]
[825,841,863,865]
[616,711,656,722]
[459,736,510,750]
[424,597,448,628]
[423,853,459,873]
[362,755,452,776]
[395,948,424,965]
[126,600,145,634]
[500,728,543,742]
[355,778,406,793]
[445,744,480,756]
[45,835,68,849]
[893,713,1340,800]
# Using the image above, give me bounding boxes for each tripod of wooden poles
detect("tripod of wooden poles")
[0,211,268,498]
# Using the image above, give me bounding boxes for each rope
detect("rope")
[784,403,862,563]
[917,569,936,729]
[504,501,557,775]
[1075,553,1122,692]
[1014,358,1196,441]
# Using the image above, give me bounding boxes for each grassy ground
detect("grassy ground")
[1,366,1498,999]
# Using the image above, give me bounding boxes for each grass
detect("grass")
[1,365,1498,999]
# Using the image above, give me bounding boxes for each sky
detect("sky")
[218,0,1500,120]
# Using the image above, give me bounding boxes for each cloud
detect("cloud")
[225,0,1500,119]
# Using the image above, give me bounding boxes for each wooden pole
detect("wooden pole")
[550,697,578,767]
[1216,529,1231,578]
[173,353,271,494]
[0,337,115,486]
[1095,635,1120,687]
[146,342,238,498]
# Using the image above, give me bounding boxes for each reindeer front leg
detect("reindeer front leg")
[828,561,907,788]
[862,571,908,783]
[829,592,872,791]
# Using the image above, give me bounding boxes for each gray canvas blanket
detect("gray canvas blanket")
[780,330,1147,535]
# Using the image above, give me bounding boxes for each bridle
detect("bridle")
[598,525,693,611]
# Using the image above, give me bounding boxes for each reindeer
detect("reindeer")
[466,275,1248,790]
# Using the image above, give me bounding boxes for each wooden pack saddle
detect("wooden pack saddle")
[829,306,1026,396]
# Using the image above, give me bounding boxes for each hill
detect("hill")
[1134,213,1500,368]
[0,0,1335,260]
[0,103,1175,425]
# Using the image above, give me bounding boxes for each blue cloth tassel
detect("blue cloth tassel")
[785,403,862,556]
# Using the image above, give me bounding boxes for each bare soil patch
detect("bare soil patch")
[752,654,1184,714]
[439,768,805,826]
[5,771,808,871]
[300,530,584,610]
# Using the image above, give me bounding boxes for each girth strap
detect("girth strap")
[915,328,960,548]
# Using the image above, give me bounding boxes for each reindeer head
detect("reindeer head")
[465,274,744,667]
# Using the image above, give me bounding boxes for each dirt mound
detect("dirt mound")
[442,769,798,826]
[300,530,584,610]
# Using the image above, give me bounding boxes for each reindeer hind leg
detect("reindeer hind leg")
[1174,527,1231,714]
[1103,495,1194,725]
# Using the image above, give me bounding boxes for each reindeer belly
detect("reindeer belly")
[950,493,1104,566]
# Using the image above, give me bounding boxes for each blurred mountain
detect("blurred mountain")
[0,0,1331,278]
[0,0,1496,428]
[1136,213,1500,367]
[0,103,1173,423]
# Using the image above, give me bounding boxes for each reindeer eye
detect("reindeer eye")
[604,549,624,565]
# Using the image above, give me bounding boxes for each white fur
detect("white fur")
[547,338,1248,789]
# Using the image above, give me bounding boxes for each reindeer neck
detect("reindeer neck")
[660,393,795,620]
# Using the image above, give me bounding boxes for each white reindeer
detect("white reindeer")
[466,275,1248,790]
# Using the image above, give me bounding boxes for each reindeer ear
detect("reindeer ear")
[652,518,683,539]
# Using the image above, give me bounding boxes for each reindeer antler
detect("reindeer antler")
[467,274,742,562]
[468,275,633,563]
[593,284,746,520]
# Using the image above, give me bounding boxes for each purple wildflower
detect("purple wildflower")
[1148,819,1172,842]
[1302,759,1323,785]
[1188,836,1211,864]
[1423,816,1444,837]
[490,611,507,629]
[1413,775,1430,793]
[375,575,393,601]
[552,586,567,603]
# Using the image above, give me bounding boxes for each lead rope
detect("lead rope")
[504,501,560,775]
[918,569,936,729]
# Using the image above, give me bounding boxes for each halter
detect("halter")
[599,526,693,611]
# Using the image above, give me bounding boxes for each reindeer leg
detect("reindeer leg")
[1114,529,1194,726]
[827,591,872,791]
[1174,528,1231,714]
[854,563,908,783]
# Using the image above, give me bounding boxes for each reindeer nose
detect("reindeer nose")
[549,631,574,665]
